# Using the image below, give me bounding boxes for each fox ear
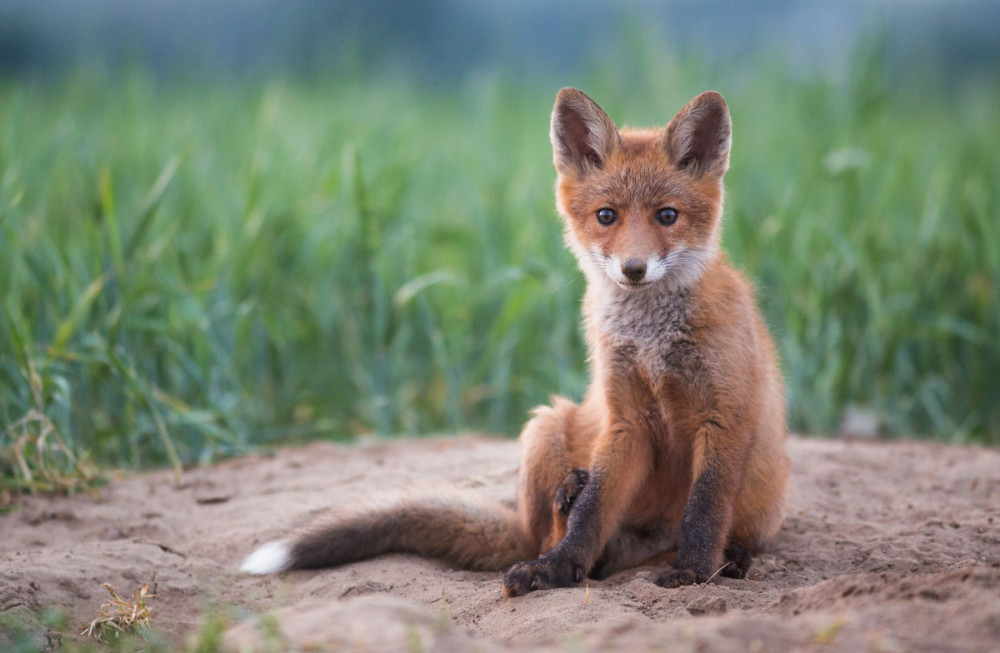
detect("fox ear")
[551,88,620,174]
[663,91,732,177]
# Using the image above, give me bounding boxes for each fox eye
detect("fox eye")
[596,208,617,226]
[656,207,679,226]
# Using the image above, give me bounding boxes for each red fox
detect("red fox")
[241,89,789,595]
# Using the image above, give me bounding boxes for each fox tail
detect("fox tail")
[240,488,534,574]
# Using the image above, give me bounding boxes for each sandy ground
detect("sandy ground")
[1,434,999,652]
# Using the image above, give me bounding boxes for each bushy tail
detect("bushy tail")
[240,489,535,575]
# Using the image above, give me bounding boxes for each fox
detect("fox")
[241,88,789,596]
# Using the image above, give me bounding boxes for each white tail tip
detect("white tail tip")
[240,541,292,575]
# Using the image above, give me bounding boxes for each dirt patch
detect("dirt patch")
[2,436,999,651]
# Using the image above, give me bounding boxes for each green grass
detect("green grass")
[1,45,998,478]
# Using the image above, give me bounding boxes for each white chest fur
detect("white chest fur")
[595,281,699,384]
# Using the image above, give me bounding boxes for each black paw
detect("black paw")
[720,542,753,579]
[502,555,584,597]
[654,567,709,588]
[553,468,589,516]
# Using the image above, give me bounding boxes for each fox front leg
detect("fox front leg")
[502,468,590,596]
[502,472,599,597]
[503,428,653,597]
[656,448,739,587]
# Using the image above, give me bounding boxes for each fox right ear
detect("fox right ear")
[551,88,620,174]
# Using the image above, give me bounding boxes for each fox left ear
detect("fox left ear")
[662,91,732,177]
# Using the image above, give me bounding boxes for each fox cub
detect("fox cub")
[242,89,789,596]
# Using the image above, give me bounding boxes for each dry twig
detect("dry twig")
[1,409,99,500]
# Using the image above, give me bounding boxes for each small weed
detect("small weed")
[80,583,154,643]
[809,616,847,645]
[404,619,425,653]
[186,611,230,653]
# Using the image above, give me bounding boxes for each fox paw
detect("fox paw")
[655,567,710,588]
[721,543,753,579]
[502,555,584,597]
[554,468,589,516]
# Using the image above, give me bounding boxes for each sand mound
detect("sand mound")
[2,435,998,651]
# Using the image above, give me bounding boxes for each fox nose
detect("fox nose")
[621,258,647,282]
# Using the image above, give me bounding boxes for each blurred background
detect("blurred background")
[1,1,998,484]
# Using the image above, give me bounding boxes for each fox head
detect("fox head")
[550,88,731,292]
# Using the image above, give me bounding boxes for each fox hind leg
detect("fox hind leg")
[550,468,590,548]
[516,397,586,555]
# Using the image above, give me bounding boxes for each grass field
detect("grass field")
[1,45,998,485]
